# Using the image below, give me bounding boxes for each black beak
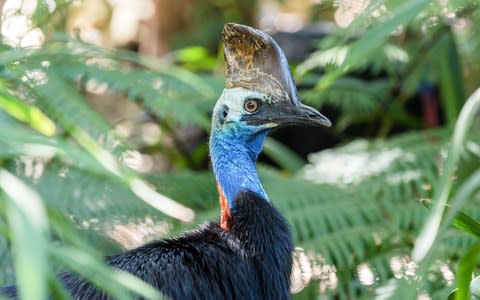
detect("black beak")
[244,102,332,128]
[287,103,332,127]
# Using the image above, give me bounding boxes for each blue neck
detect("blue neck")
[210,124,269,211]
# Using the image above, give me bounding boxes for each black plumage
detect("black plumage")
[0,191,293,299]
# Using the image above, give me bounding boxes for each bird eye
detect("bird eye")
[244,99,260,113]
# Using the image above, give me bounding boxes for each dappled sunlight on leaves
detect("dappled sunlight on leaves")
[357,263,376,286]
[21,69,48,86]
[1,0,50,48]
[121,150,154,173]
[302,140,415,185]
[390,255,419,280]
[290,247,338,295]
[104,217,172,249]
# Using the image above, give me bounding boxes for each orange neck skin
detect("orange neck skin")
[216,182,232,230]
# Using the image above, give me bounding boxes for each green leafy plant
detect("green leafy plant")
[299,0,478,138]
[0,5,220,297]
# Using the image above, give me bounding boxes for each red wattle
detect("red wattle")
[216,183,231,230]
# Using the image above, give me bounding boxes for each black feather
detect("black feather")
[0,191,293,300]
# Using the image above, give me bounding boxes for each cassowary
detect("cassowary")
[0,23,330,300]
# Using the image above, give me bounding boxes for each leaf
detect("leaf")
[27,67,195,222]
[453,212,480,239]
[455,241,480,300]
[436,30,466,125]
[263,137,305,173]
[0,170,49,300]
[318,0,433,88]
[412,87,480,262]
[0,91,55,136]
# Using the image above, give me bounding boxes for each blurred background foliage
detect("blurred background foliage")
[0,0,480,299]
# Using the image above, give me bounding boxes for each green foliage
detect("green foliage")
[0,4,220,296]
[454,242,480,300]
[298,0,479,138]
[288,125,479,299]
[1,170,49,300]
[292,0,480,297]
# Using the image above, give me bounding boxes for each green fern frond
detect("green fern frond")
[299,77,393,113]
[266,125,480,299]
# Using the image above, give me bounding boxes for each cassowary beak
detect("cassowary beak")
[283,103,332,127]
[222,23,331,128]
[245,101,332,128]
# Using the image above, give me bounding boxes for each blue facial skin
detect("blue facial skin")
[210,121,270,211]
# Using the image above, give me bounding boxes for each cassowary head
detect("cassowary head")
[212,23,331,137]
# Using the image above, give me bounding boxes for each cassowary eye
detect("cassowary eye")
[244,99,260,113]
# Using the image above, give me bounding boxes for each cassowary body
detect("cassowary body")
[0,23,330,300]
[2,192,291,299]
